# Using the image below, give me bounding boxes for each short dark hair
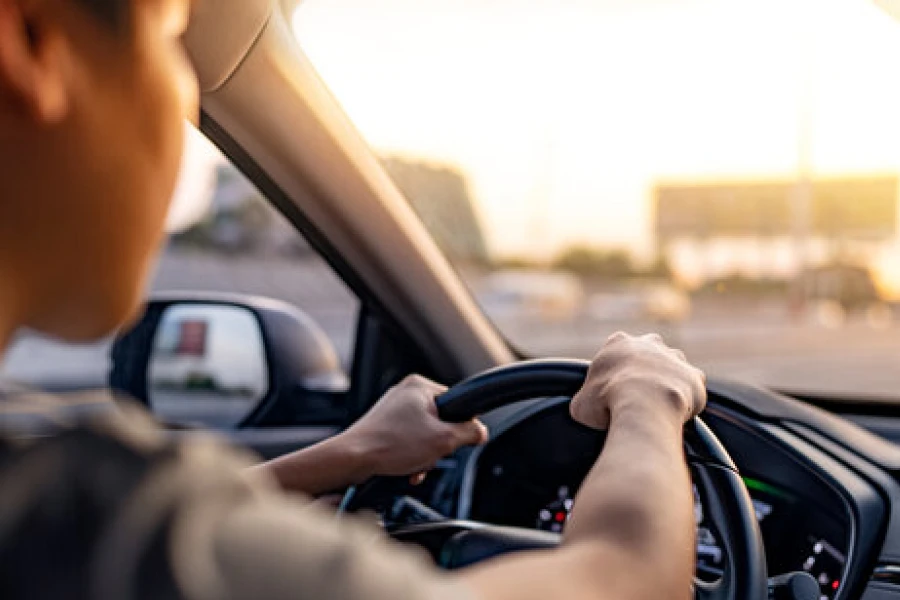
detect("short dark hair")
[74,0,130,31]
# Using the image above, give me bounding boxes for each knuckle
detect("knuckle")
[590,349,616,369]
[401,374,434,391]
[569,395,582,414]
[607,331,628,344]
[569,400,584,422]
[405,374,426,385]
[471,420,488,442]
[588,353,606,370]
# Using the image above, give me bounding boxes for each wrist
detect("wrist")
[330,430,380,484]
[263,432,377,495]
[609,383,689,428]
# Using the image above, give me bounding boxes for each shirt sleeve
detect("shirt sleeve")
[0,393,475,600]
[208,495,472,600]
[151,435,474,600]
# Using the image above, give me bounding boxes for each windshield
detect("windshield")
[295,0,900,402]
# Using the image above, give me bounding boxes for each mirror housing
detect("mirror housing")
[110,293,350,428]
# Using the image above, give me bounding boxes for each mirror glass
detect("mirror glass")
[148,304,268,428]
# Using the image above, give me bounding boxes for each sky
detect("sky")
[289,0,900,263]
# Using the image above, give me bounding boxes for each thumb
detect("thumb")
[451,418,489,447]
[570,393,611,430]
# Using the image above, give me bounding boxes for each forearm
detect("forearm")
[252,433,374,497]
[253,375,487,497]
[462,394,695,600]
[563,397,695,592]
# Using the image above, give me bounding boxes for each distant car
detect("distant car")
[587,282,691,324]
[792,264,882,313]
[476,270,584,322]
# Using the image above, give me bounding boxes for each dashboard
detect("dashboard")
[461,402,852,600]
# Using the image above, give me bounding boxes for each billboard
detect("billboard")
[175,320,209,357]
[156,318,210,358]
[655,177,898,241]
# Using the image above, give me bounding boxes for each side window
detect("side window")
[1,130,360,425]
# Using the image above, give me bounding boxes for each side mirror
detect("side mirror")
[110,294,349,429]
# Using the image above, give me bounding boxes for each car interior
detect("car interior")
[6,1,900,599]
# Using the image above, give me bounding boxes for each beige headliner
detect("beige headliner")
[183,0,272,92]
[183,0,515,379]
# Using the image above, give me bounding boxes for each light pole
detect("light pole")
[790,19,814,319]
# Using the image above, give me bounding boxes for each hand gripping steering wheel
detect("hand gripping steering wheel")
[341,359,767,600]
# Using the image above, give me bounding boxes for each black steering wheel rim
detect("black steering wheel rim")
[342,359,767,600]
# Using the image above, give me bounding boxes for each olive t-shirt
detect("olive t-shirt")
[0,388,472,600]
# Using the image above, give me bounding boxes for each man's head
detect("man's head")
[0,0,198,343]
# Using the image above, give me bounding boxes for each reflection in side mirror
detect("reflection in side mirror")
[148,304,268,428]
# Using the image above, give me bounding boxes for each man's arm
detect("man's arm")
[252,375,488,497]
[461,333,705,600]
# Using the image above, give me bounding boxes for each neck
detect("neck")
[0,306,15,360]
[0,264,25,360]
[0,324,12,360]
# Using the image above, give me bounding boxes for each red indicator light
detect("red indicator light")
[831,581,839,591]
[555,512,566,523]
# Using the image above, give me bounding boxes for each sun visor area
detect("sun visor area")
[183,0,273,93]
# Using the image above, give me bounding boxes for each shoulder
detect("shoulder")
[0,389,266,600]
[0,390,475,600]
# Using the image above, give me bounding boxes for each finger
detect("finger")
[692,369,709,416]
[606,331,629,345]
[641,332,664,345]
[425,386,451,417]
[570,396,610,430]
[310,494,345,510]
[574,355,616,404]
[402,374,446,393]
[452,419,489,447]
[419,380,449,398]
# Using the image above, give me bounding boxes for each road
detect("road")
[497,316,900,402]
[4,249,900,404]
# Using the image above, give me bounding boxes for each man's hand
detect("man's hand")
[463,332,705,600]
[257,375,487,496]
[571,332,707,430]
[342,375,489,480]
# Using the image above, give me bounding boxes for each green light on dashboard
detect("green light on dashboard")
[741,476,790,500]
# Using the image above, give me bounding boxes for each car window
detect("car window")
[1,129,359,400]
[294,0,900,402]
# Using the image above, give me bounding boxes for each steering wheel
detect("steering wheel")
[341,359,767,600]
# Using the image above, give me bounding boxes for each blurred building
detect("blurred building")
[654,176,899,285]
[173,159,489,263]
[171,164,312,255]
[382,157,489,264]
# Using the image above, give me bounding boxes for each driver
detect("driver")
[0,0,707,599]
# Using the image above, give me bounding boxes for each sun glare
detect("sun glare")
[292,0,900,264]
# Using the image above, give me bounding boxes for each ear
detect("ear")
[0,0,69,124]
